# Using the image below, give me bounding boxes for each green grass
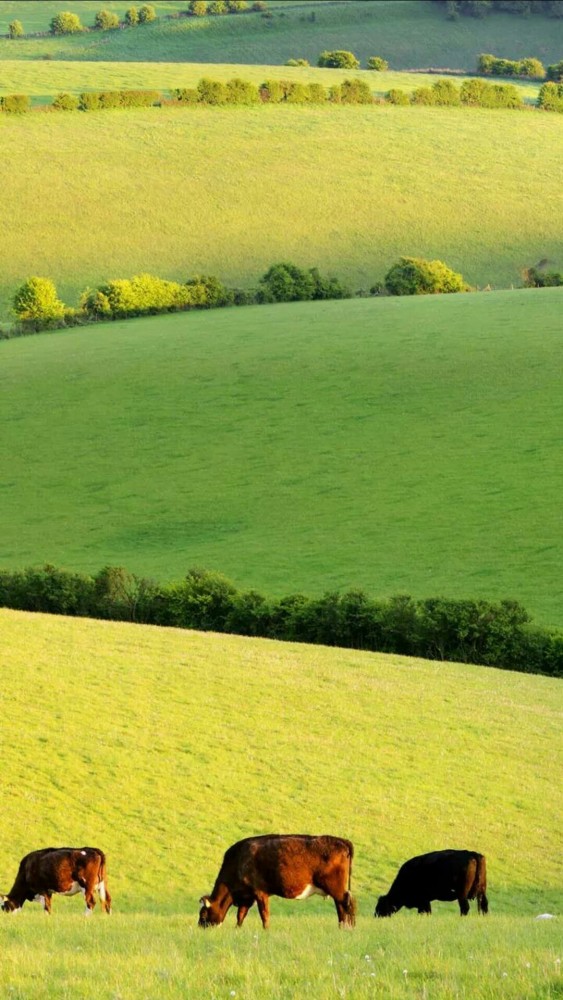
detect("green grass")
[0,608,561,998]
[0,103,561,320]
[0,0,562,69]
[2,289,563,625]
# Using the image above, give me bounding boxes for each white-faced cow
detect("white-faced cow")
[199,834,356,929]
[375,849,488,917]
[1,847,111,916]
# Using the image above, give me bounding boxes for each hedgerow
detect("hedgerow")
[0,563,560,677]
[477,53,546,78]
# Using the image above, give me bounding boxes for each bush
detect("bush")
[119,89,160,107]
[431,78,461,106]
[482,83,522,108]
[410,86,436,106]
[8,19,24,38]
[307,83,327,103]
[138,4,157,22]
[225,78,260,104]
[318,50,360,69]
[124,6,139,25]
[285,58,310,67]
[13,277,66,323]
[385,88,410,105]
[478,52,545,78]
[173,87,200,104]
[166,568,238,631]
[189,0,208,13]
[85,273,195,319]
[185,274,234,307]
[94,9,120,29]
[259,79,287,103]
[258,262,349,302]
[385,257,468,295]
[50,11,84,34]
[52,92,79,111]
[197,78,227,104]
[226,0,248,10]
[537,81,563,111]
[79,91,102,111]
[524,266,563,287]
[1,94,31,114]
[99,90,123,109]
[339,78,373,104]
[546,60,563,82]
[208,0,227,11]
[518,57,546,78]
[367,56,388,71]
[459,77,489,105]
[252,0,268,8]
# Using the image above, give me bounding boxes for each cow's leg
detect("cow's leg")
[98,880,112,915]
[333,893,356,928]
[477,892,488,915]
[458,898,470,916]
[417,903,431,915]
[83,878,97,916]
[255,892,270,930]
[236,901,253,927]
[40,894,52,915]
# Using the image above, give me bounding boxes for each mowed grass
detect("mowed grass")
[0,0,562,69]
[2,289,563,625]
[0,608,561,999]
[1,103,562,319]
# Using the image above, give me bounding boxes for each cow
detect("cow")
[374,849,488,917]
[199,834,356,929]
[1,846,111,916]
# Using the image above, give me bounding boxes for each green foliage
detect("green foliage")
[197,77,227,104]
[184,274,234,307]
[173,87,200,103]
[537,80,563,110]
[12,277,65,322]
[226,0,248,10]
[259,78,287,102]
[258,261,350,302]
[318,50,360,69]
[94,9,120,30]
[478,52,545,77]
[189,0,208,13]
[86,273,195,318]
[546,59,563,81]
[385,87,410,105]
[0,93,31,113]
[208,0,227,12]
[459,77,490,105]
[124,6,139,25]
[78,89,160,110]
[285,58,310,66]
[339,78,373,104]
[52,91,79,111]
[429,78,461,105]
[138,4,156,22]
[524,265,563,286]
[50,11,84,34]
[410,86,436,105]
[367,56,388,71]
[78,91,102,110]
[8,19,24,38]
[385,257,468,295]
[225,77,260,104]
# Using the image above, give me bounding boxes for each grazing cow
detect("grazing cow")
[375,849,488,917]
[199,834,356,929]
[1,846,111,915]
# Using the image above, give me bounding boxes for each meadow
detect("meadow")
[1,102,562,320]
[0,608,561,998]
[2,289,563,625]
[0,0,562,70]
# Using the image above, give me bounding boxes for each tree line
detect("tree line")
[1,564,561,678]
[439,0,563,18]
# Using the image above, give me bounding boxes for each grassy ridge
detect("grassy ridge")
[0,608,561,997]
[0,0,562,69]
[2,290,563,625]
[0,104,562,318]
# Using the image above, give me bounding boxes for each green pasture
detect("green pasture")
[0,58,542,104]
[0,0,562,69]
[0,609,561,997]
[0,103,562,320]
[2,289,563,624]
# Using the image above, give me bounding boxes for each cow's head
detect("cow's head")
[0,896,19,913]
[198,896,223,928]
[374,894,397,918]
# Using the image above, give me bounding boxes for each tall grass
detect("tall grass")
[2,290,563,625]
[0,608,561,997]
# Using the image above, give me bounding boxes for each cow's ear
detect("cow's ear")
[199,896,211,907]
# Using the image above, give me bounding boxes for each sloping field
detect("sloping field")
[1,104,562,318]
[2,289,563,624]
[0,0,562,69]
[0,609,561,998]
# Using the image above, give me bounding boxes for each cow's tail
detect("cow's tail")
[469,854,488,915]
[96,850,111,914]
[343,840,356,927]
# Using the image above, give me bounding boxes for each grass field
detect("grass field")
[1,0,562,69]
[1,103,562,320]
[0,608,561,998]
[2,289,563,624]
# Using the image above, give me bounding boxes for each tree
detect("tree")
[124,6,139,25]
[384,257,469,295]
[50,11,84,34]
[94,9,120,29]
[189,0,208,13]
[13,278,66,323]
[8,19,24,37]
[518,57,545,78]
[547,60,563,81]
[318,50,360,69]
[138,4,157,22]
[367,56,388,70]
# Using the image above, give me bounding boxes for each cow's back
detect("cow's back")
[220,834,353,896]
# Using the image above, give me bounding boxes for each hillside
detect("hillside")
[1,1,562,69]
[1,103,562,320]
[2,289,563,624]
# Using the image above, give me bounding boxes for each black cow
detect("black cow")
[375,849,488,917]
[199,834,356,929]
[1,847,111,915]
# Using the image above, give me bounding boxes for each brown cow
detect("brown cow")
[1,847,111,915]
[199,834,356,929]
[375,849,488,917]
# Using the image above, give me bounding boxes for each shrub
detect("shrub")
[13,277,66,323]
[225,78,260,104]
[386,88,410,105]
[546,60,563,81]
[367,56,388,71]
[138,4,157,22]
[537,81,563,111]
[483,83,522,108]
[285,82,311,104]
[79,91,102,111]
[189,0,208,13]
[258,262,349,302]
[226,0,248,10]
[340,78,373,104]
[197,78,227,104]
[1,94,31,113]
[166,568,238,631]
[89,274,195,318]
[252,0,268,9]
[119,89,161,107]
[259,79,287,103]
[307,83,327,103]
[79,288,112,318]
[285,58,309,66]
[94,9,120,29]
[431,78,461,105]
[8,19,24,37]
[318,50,360,69]
[524,266,563,286]
[459,77,489,105]
[478,52,545,78]
[385,257,468,295]
[50,11,84,34]
[477,53,495,74]
[208,0,227,12]
[52,92,79,111]
[173,87,200,104]
[410,86,436,105]
[99,90,123,109]
[124,6,139,25]
[518,57,546,78]
[185,274,234,307]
